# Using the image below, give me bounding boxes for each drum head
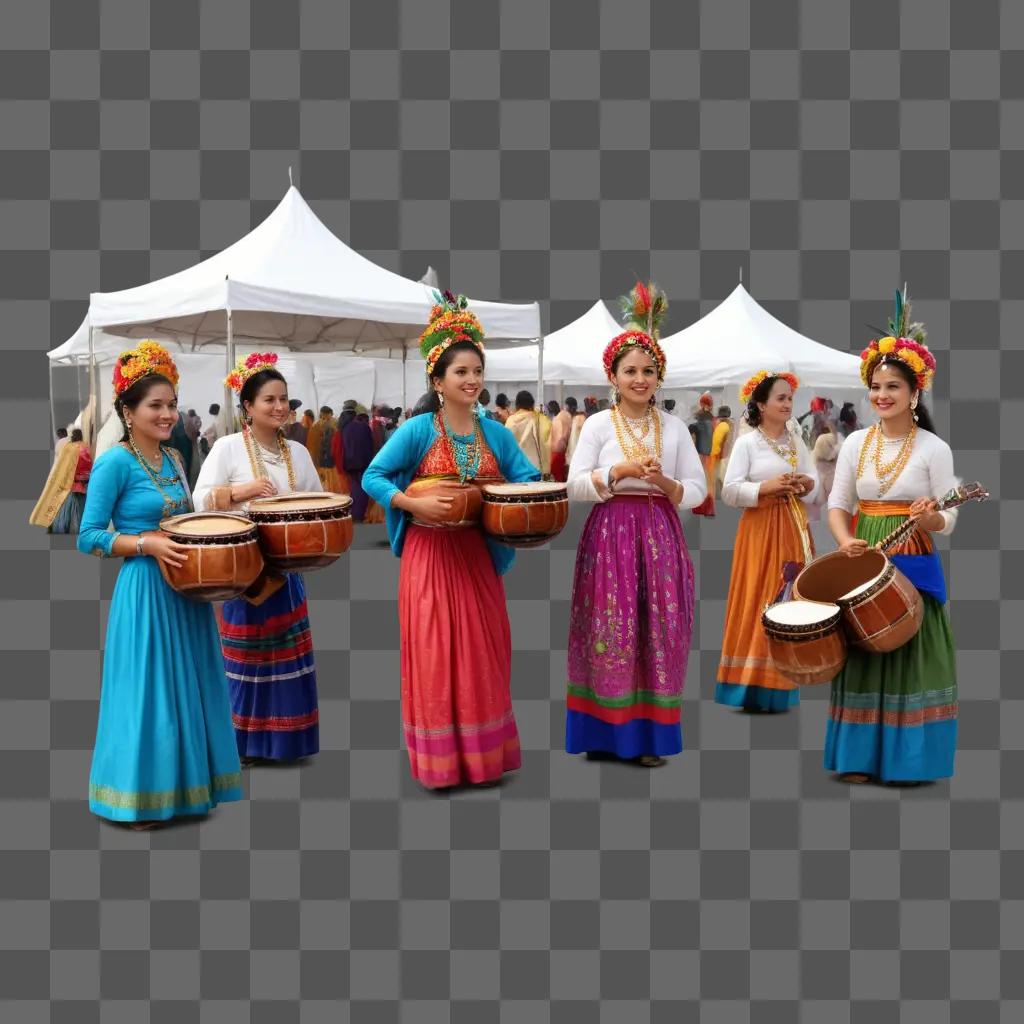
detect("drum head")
[481,482,567,497]
[161,512,254,537]
[249,492,352,513]
[764,600,839,627]
[840,577,881,600]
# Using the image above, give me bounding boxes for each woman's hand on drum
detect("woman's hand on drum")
[232,479,277,503]
[838,537,869,557]
[143,532,190,569]
[408,483,465,524]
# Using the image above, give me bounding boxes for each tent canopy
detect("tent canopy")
[87,186,540,354]
[660,285,861,390]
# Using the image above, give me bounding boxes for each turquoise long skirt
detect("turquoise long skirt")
[89,557,243,822]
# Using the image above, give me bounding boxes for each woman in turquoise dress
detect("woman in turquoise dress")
[77,341,242,828]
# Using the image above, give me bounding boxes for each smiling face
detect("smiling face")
[244,376,290,433]
[123,379,179,447]
[609,346,658,405]
[433,347,484,409]
[757,378,794,428]
[869,361,915,424]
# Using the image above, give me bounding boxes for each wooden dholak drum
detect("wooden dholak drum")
[480,482,569,548]
[157,512,264,602]
[405,477,483,527]
[793,549,923,654]
[762,600,847,686]
[247,492,353,572]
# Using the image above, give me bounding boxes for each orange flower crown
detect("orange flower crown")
[112,340,179,400]
[419,290,485,377]
[225,352,280,394]
[740,370,800,406]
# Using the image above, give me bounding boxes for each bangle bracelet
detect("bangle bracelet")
[136,536,145,556]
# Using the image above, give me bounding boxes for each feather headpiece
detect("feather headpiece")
[860,286,936,391]
[419,289,485,377]
[619,280,669,340]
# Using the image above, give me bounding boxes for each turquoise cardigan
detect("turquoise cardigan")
[362,413,542,575]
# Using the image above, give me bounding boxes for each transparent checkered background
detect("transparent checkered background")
[0,1,1019,1020]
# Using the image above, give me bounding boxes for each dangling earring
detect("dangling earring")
[611,387,620,406]
[437,391,445,409]
[910,395,919,422]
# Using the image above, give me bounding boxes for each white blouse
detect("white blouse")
[193,432,322,512]
[566,409,708,509]
[721,428,821,508]
[827,427,959,535]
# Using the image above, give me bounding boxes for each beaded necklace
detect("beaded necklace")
[856,423,917,497]
[125,440,190,515]
[242,423,297,491]
[757,426,798,471]
[611,404,662,462]
[437,412,484,483]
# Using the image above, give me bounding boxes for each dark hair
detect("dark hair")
[870,357,937,434]
[662,399,676,412]
[56,427,68,438]
[70,428,83,443]
[187,409,196,416]
[239,368,287,421]
[583,396,598,415]
[115,373,177,442]
[289,398,302,411]
[423,340,486,414]
[303,408,314,419]
[839,402,857,425]
[744,374,792,428]
[411,391,436,417]
[495,393,509,409]
[479,388,490,406]
[208,403,220,415]
[717,406,731,418]
[565,396,578,413]
[546,400,560,416]
[319,405,333,416]
[610,344,657,376]
[515,390,534,410]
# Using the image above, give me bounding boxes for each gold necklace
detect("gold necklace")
[243,424,297,491]
[857,423,917,496]
[126,443,189,515]
[757,426,797,471]
[611,404,662,462]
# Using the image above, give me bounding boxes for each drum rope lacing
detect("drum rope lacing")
[242,424,297,492]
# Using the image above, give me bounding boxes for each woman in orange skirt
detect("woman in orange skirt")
[715,371,820,712]
[362,292,541,788]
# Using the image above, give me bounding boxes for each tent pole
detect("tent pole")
[88,325,98,452]
[537,335,544,406]
[402,345,407,413]
[224,307,235,434]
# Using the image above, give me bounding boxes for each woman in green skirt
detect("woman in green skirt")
[826,312,960,785]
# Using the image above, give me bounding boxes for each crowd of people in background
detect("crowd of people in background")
[41,384,856,529]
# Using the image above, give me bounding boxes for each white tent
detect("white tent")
[660,284,861,390]
[88,185,540,354]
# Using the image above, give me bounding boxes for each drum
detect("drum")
[762,600,847,686]
[247,492,353,572]
[480,482,569,548]
[793,549,923,654]
[404,477,482,527]
[157,512,264,602]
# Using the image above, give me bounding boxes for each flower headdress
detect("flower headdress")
[740,369,800,406]
[860,287,936,392]
[603,281,669,383]
[112,340,179,400]
[420,290,485,377]
[225,352,280,394]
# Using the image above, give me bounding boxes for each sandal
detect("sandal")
[840,772,870,784]
[635,755,667,769]
[127,821,161,831]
